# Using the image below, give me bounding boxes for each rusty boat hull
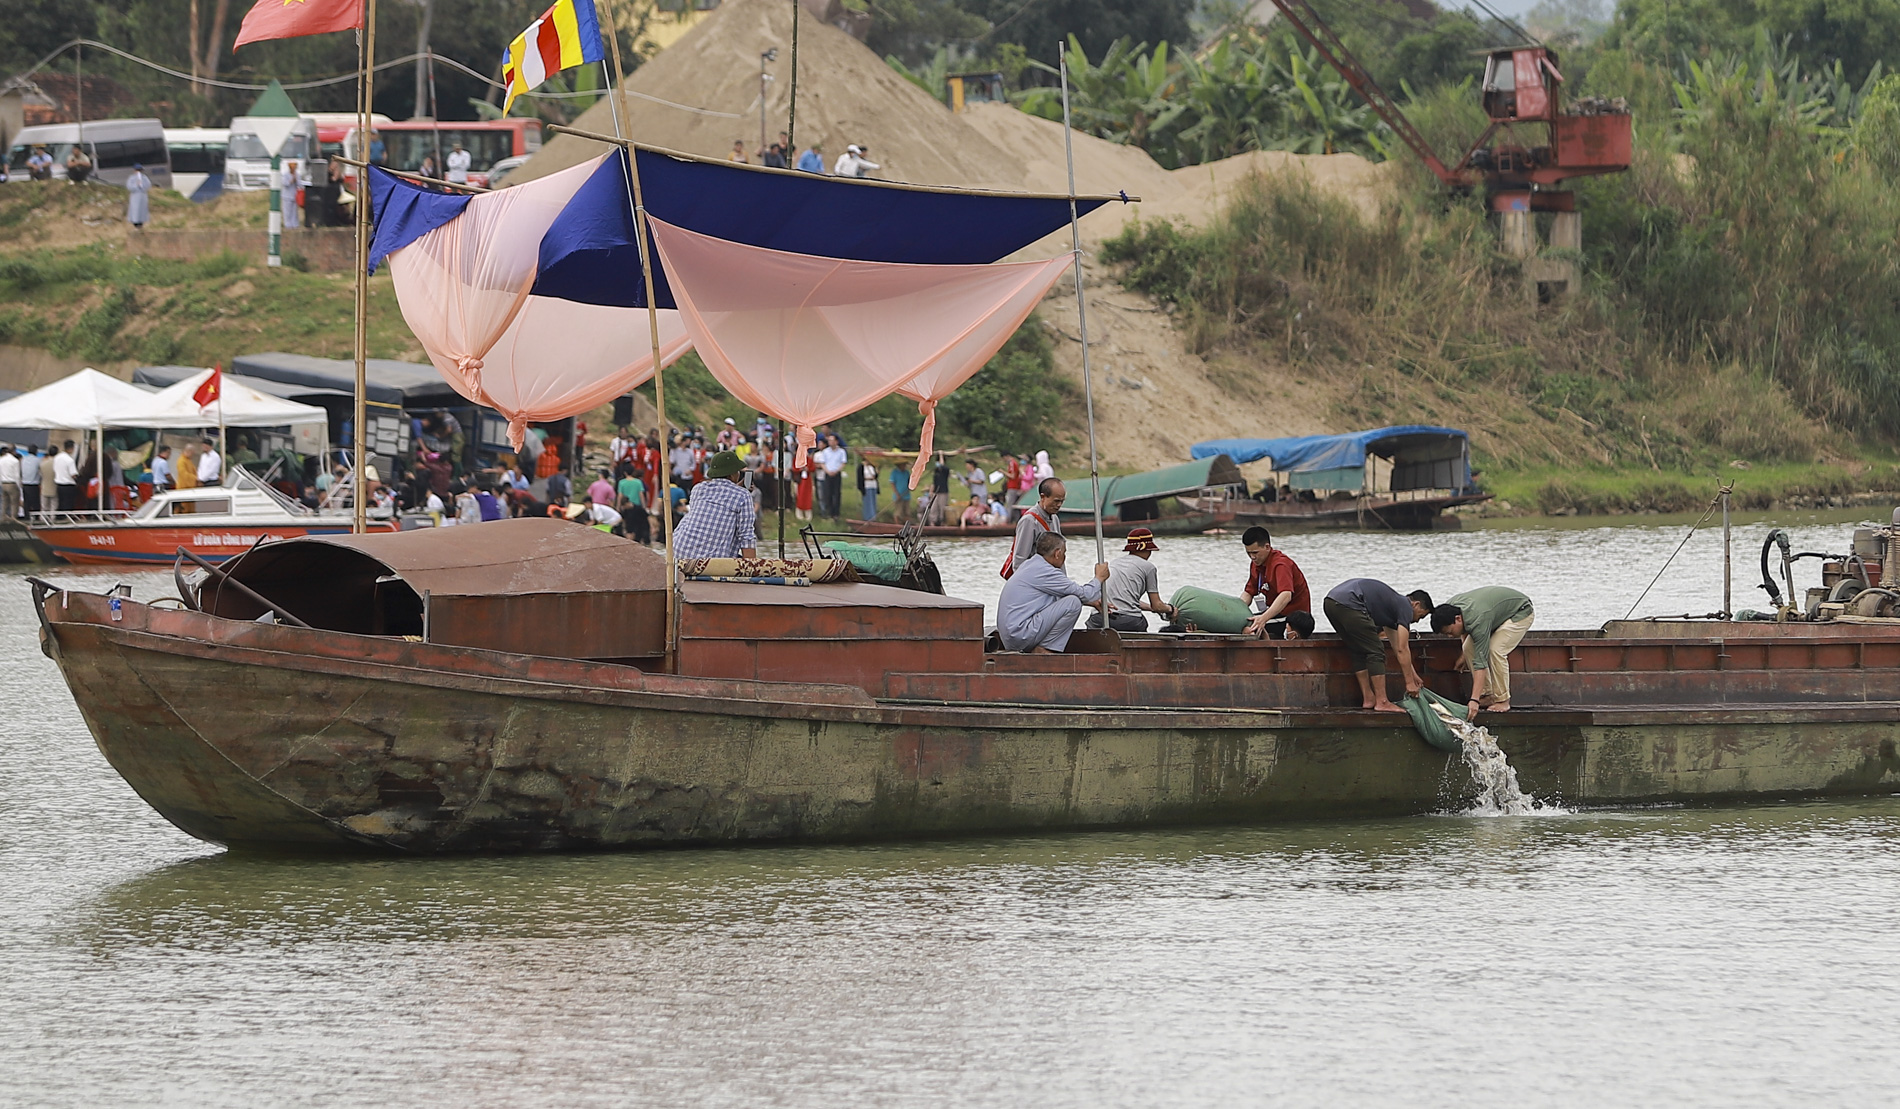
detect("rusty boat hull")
[39,591,1900,854]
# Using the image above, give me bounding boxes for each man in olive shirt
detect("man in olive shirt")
[1430,586,1535,718]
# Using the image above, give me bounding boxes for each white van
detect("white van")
[163,127,228,202]
[223,115,318,191]
[4,119,171,189]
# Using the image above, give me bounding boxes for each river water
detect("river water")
[7,509,1900,1106]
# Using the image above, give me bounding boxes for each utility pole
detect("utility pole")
[412,0,435,118]
[758,48,777,156]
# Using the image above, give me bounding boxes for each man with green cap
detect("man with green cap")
[672,449,758,559]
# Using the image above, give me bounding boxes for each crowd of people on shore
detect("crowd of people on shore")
[436,416,1064,542]
[994,488,1535,719]
[0,438,226,518]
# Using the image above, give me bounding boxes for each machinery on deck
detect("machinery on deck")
[1264,0,1632,296]
[1752,511,1900,623]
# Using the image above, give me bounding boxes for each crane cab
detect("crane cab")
[1482,47,1562,124]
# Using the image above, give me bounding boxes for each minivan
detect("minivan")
[4,119,172,189]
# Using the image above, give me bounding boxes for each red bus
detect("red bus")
[343,118,544,188]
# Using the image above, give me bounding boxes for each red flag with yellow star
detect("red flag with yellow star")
[233,0,363,50]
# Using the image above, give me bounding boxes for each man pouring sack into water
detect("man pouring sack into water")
[1430,586,1535,718]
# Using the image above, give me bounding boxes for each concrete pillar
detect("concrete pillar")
[1550,211,1581,252]
[1499,211,1536,258]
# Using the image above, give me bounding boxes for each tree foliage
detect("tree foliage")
[1014,30,1391,168]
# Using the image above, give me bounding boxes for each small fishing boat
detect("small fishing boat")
[0,519,55,564]
[29,469,395,565]
[1182,427,1491,530]
[31,514,1900,854]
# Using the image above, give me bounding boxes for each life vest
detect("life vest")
[999,508,1054,580]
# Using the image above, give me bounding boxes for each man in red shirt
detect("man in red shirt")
[1240,525,1310,637]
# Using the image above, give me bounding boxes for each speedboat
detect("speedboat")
[29,468,395,565]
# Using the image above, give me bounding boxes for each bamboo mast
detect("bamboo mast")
[1058,42,1106,570]
[351,0,378,534]
[600,0,678,671]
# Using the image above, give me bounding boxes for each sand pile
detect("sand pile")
[515,0,1403,468]
[514,0,1017,188]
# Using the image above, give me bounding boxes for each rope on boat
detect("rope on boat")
[1622,483,1733,620]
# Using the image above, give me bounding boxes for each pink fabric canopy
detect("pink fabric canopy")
[892,264,1067,489]
[646,216,1072,464]
[390,154,693,448]
[458,298,692,449]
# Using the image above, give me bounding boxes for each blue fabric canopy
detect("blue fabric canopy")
[533,149,1113,308]
[367,168,471,273]
[361,148,1116,305]
[1192,426,1473,492]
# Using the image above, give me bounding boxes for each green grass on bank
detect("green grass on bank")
[0,243,416,367]
[1482,460,1900,516]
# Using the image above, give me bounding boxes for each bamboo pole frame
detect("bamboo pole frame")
[598,0,679,672]
[350,0,379,535]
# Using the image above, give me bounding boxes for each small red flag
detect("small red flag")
[193,365,222,411]
[233,0,364,51]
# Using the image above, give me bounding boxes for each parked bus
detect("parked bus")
[162,127,228,202]
[308,112,390,166]
[343,118,543,188]
[223,114,318,192]
[4,119,171,189]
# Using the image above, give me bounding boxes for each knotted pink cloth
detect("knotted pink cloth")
[478,298,691,449]
[892,260,1067,488]
[390,154,691,448]
[646,216,1071,467]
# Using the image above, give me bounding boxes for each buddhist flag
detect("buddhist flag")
[193,365,222,411]
[232,0,364,50]
[502,0,607,114]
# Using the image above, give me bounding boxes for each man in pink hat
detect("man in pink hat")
[1088,526,1175,633]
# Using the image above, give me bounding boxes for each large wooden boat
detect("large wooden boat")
[29,469,395,565]
[33,517,1900,854]
[1179,489,1490,530]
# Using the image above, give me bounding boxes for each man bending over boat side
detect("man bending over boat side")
[1430,586,1535,718]
[672,450,758,559]
[997,532,1109,654]
[1322,578,1433,712]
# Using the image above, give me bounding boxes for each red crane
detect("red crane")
[1264,0,1631,215]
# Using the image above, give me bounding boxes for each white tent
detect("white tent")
[116,368,330,429]
[0,367,155,429]
[0,368,160,514]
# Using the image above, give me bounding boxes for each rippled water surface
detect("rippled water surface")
[7,510,1900,1106]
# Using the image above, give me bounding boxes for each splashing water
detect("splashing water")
[1448,718,1564,816]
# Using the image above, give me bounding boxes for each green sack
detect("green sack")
[822,541,907,582]
[1167,585,1254,634]
[1402,689,1469,752]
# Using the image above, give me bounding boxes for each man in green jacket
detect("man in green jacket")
[1429,586,1535,718]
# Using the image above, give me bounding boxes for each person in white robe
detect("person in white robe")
[125,165,151,229]
[996,531,1109,653]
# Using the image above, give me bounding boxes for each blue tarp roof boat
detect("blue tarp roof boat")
[1192,426,1474,494]
[1185,426,1488,530]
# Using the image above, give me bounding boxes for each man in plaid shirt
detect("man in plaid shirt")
[671,450,758,559]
